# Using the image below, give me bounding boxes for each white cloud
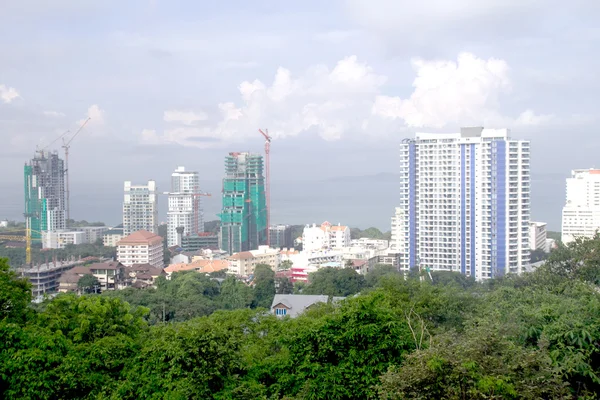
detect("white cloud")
[372,52,541,128]
[43,110,66,118]
[0,84,20,103]
[164,109,208,125]
[79,104,105,125]
[146,52,549,147]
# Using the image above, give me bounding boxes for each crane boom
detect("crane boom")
[63,117,91,225]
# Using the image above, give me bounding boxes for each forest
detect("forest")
[2,234,600,399]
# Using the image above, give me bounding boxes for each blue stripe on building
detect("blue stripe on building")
[470,144,476,276]
[408,142,417,270]
[460,145,466,275]
[496,141,507,277]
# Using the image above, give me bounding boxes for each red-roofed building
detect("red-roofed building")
[117,230,164,268]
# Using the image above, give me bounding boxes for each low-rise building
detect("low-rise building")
[42,230,86,249]
[57,261,125,293]
[529,221,548,251]
[227,245,280,276]
[302,221,351,252]
[123,263,166,288]
[270,294,345,318]
[24,260,86,297]
[103,225,124,247]
[164,259,230,278]
[117,230,164,269]
[80,226,110,244]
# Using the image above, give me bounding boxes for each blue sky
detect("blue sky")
[1,0,599,190]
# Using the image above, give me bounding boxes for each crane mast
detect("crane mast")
[63,117,91,225]
[258,129,272,247]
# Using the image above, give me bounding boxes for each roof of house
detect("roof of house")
[127,263,165,276]
[88,261,124,270]
[164,259,229,274]
[227,251,254,260]
[68,266,94,275]
[58,271,82,284]
[270,294,345,318]
[117,230,163,246]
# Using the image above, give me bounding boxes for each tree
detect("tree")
[0,257,31,323]
[365,264,399,287]
[303,267,365,297]
[219,276,253,310]
[252,264,275,308]
[78,274,100,294]
[279,259,293,270]
[275,277,294,294]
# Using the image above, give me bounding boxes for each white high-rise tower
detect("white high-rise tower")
[561,169,600,244]
[167,166,202,247]
[391,127,530,280]
[123,180,158,236]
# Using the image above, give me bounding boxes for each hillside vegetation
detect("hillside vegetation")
[2,234,600,399]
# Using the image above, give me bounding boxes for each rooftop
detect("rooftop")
[117,230,163,245]
[227,251,254,260]
[271,294,345,318]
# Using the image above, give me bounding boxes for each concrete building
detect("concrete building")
[226,245,280,276]
[23,260,86,297]
[181,233,219,252]
[123,180,158,236]
[167,167,203,247]
[302,221,351,253]
[561,169,600,244]
[393,127,530,280]
[42,230,85,249]
[117,230,164,269]
[80,226,110,244]
[269,224,293,249]
[24,151,66,239]
[220,152,267,254]
[529,221,548,251]
[103,225,124,247]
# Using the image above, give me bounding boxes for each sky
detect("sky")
[1,0,599,228]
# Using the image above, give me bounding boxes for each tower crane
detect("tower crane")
[0,228,43,265]
[258,129,272,246]
[63,117,91,225]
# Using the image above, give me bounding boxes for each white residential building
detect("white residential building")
[103,226,124,247]
[116,230,164,269]
[561,169,600,244]
[302,221,351,252]
[529,221,548,251]
[123,180,158,236]
[42,230,85,249]
[167,167,202,247]
[392,127,530,280]
[80,226,110,244]
[227,245,281,276]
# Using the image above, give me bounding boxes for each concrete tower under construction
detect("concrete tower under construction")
[219,152,267,254]
[24,151,66,239]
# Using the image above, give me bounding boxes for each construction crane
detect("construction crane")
[0,227,43,265]
[258,129,272,246]
[63,117,91,225]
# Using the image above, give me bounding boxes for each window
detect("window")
[275,308,287,316]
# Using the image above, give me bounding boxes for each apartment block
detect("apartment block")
[103,225,124,247]
[561,169,600,244]
[220,153,267,254]
[42,230,85,249]
[123,180,158,236]
[226,245,280,276]
[529,221,548,251]
[302,221,351,253]
[167,167,203,247]
[269,224,293,249]
[24,151,66,239]
[393,127,530,280]
[117,230,164,269]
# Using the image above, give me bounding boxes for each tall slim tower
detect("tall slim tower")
[167,166,202,247]
[24,151,66,239]
[123,180,158,236]
[392,127,530,280]
[220,152,267,254]
[561,169,600,244]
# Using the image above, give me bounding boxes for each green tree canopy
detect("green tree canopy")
[303,267,366,297]
[0,257,31,323]
[77,274,100,294]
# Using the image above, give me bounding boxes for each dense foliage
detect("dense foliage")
[3,235,600,398]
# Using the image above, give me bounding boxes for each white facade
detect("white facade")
[529,221,548,251]
[123,180,158,236]
[116,231,164,269]
[80,226,110,244]
[227,245,281,276]
[167,166,202,247]
[0,220,8,228]
[561,169,600,244]
[393,127,530,280]
[302,221,351,252]
[42,230,85,249]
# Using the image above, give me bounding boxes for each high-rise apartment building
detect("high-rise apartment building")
[392,127,530,280]
[269,224,293,249]
[24,151,66,239]
[219,152,267,254]
[116,230,164,269]
[561,169,600,244]
[167,167,202,247]
[123,180,158,236]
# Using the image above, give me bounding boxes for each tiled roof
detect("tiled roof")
[128,263,165,276]
[227,251,254,260]
[270,294,345,318]
[117,230,163,246]
[88,261,124,270]
[58,271,81,284]
[165,259,229,274]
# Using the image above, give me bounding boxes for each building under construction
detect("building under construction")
[219,152,267,254]
[24,151,66,240]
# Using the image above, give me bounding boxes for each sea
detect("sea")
[0,173,565,232]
